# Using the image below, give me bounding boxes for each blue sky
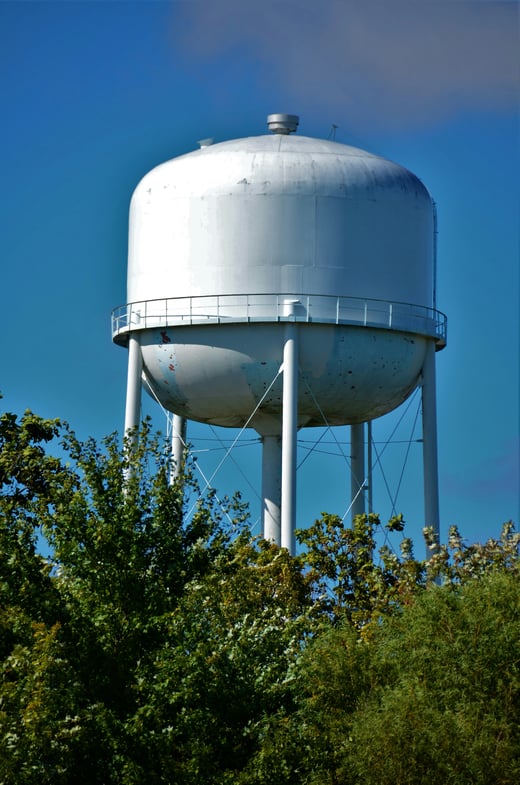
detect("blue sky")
[1,0,518,549]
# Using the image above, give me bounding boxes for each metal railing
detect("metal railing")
[112,293,447,348]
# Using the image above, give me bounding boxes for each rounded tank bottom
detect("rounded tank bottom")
[139,322,428,435]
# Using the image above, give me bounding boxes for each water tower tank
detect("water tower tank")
[113,114,445,436]
[113,114,446,550]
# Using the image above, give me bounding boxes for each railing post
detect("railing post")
[112,294,445,353]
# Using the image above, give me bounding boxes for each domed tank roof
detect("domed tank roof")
[136,132,429,202]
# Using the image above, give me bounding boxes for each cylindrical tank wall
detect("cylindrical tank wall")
[127,135,434,312]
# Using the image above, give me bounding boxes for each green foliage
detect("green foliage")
[0,407,518,783]
[246,526,520,785]
[129,539,312,784]
[228,515,519,784]
[347,571,520,785]
[295,512,426,630]
[289,571,520,785]
[0,411,314,783]
[0,412,65,630]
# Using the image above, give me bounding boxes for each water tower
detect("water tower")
[112,114,447,553]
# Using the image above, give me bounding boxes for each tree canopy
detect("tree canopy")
[0,408,518,783]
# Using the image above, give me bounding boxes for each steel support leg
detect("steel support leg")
[421,341,440,546]
[170,414,187,484]
[281,319,298,555]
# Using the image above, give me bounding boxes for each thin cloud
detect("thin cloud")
[176,0,519,130]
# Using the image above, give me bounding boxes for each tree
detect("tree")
[128,538,313,784]
[247,522,520,785]
[0,411,315,783]
[0,407,518,783]
[346,570,520,785]
[295,511,424,629]
[0,410,66,638]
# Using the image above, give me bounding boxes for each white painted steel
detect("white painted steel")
[281,318,298,554]
[112,294,446,346]
[127,134,434,313]
[122,125,443,436]
[124,334,143,437]
[115,118,446,547]
[170,414,186,483]
[261,435,282,544]
[137,323,428,432]
[421,341,440,544]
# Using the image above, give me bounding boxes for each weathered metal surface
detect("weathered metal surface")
[118,120,446,435]
[126,133,436,314]
[138,322,427,434]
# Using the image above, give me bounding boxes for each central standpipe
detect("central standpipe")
[280,302,299,554]
[261,435,282,544]
[170,414,187,484]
